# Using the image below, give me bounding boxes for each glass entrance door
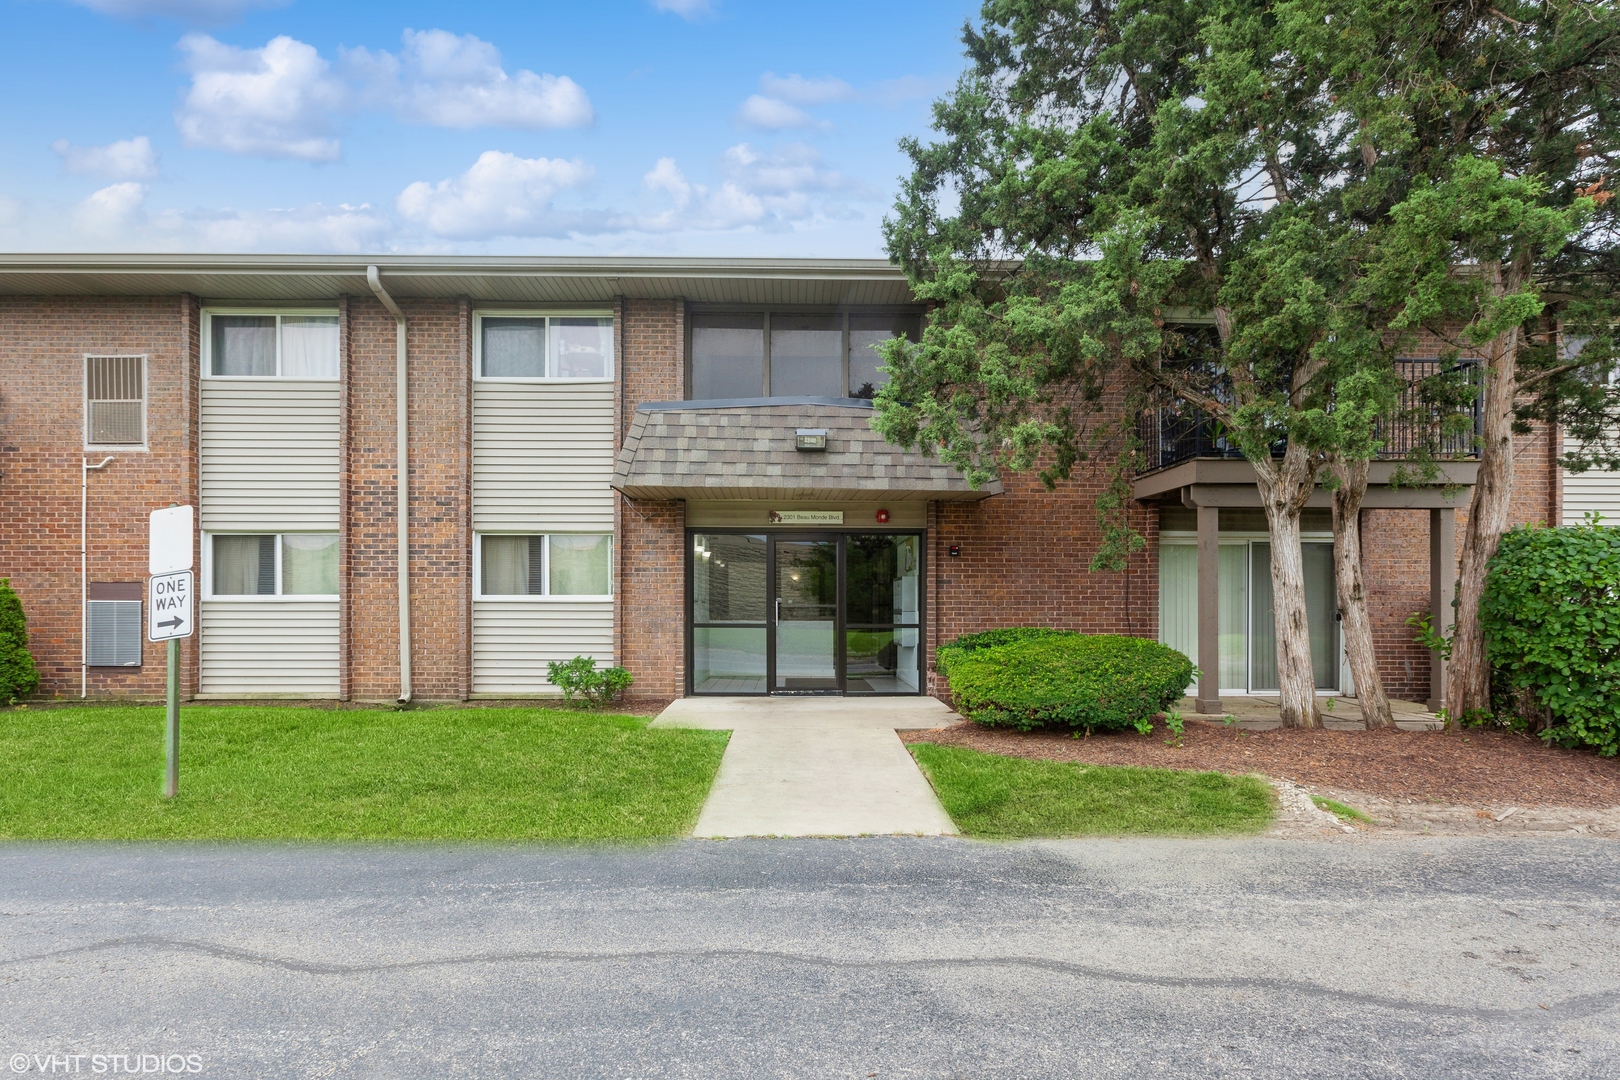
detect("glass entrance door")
[689,530,925,695]
[772,537,839,692]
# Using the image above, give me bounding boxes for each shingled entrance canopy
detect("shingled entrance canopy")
[611,398,1000,502]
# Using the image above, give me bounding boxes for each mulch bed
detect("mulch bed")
[901,719,1620,808]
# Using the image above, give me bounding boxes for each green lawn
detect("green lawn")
[0,705,729,841]
[910,744,1275,839]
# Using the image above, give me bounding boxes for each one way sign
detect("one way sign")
[149,570,194,642]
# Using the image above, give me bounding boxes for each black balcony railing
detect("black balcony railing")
[1136,359,1483,473]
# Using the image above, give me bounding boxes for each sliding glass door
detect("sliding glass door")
[1158,538,1341,694]
[688,530,925,695]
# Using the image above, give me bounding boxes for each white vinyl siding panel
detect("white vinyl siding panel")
[473,382,615,532]
[1563,468,1620,525]
[198,598,340,696]
[201,380,341,531]
[472,600,614,695]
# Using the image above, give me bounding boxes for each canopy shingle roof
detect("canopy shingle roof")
[611,399,1000,502]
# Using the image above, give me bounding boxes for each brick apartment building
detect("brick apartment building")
[0,255,1606,709]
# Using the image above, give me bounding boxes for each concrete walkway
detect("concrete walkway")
[652,696,960,838]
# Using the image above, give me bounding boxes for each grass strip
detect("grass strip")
[1311,795,1375,825]
[910,743,1275,839]
[0,705,729,841]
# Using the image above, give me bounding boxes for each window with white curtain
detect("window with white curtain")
[206,312,340,378]
[476,314,613,379]
[479,534,612,596]
[211,533,338,595]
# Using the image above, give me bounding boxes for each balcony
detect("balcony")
[1136,359,1483,474]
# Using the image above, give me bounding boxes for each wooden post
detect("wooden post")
[1196,503,1222,713]
[1428,506,1455,713]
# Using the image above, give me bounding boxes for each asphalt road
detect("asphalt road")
[1,837,1616,1078]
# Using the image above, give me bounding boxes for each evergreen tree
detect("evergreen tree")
[0,578,40,704]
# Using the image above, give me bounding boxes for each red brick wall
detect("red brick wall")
[927,470,1159,697]
[616,298,686,701]
[0,295,199,700]
[1361,420,1559,701]
[344,295,471,702]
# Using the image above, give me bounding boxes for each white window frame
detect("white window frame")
[201,308,342,381]
[473,310,615,383]
[201,531,339,599]
[84,353,149,452]
[474,532,614,599]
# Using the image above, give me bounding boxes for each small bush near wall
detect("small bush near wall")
[0,578,41,704]
[1481,519,1620,757]
[945,633,1193,734]
[936,627,1079,679]
[546,656,634,709]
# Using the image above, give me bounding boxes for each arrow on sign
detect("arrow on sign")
[157,616,185,631]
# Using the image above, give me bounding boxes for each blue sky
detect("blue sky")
[0,0,977,255]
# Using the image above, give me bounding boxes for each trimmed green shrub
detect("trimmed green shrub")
[1481,520,1620,756]
[545,656,634,708]
[936,626,1079,678]
[945,633,1194,733]
[0,578,40,704]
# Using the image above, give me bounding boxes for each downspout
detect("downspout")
[81,456,115,698]
[366,266,411,704]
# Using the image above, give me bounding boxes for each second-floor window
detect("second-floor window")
[476,314,614,380]
[206,312,340,378]
[688,310,920,400]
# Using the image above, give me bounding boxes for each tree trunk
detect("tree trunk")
[1254,443,1322,728]
[1447,263,1523,721]
[1328,455,1394,727]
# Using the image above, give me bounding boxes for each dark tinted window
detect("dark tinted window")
[691,315,764,399]
[770,314,842,397]
[848,315,919,399]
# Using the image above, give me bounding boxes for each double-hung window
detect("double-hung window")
[210,533,339,595]
[205,311,340,378]
[85,355,146,448]
[688,310,921,400]
[479,534,613,596]
[475,314,614,380]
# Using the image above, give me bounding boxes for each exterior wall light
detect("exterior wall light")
[795,429,828,451]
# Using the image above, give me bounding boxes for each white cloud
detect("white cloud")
[0,195,25,230]
[344,29,593,130]
[650,0,715,19]
[736,95,826,132]
[67,179,393,250]
[52,136,161,180]
[397,151,595,239]
[74,182,148,236]
[638,142,852,233]
[152,202,395,251]
[175,34,346,161]
[65,0,287,23]
[758,73,856,106]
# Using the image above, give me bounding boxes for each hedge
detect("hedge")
[935,627,1078,679]
[944,632,1193,733]
[1481,520,1620,756]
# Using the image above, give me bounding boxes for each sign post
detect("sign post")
[149,506,195,799]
